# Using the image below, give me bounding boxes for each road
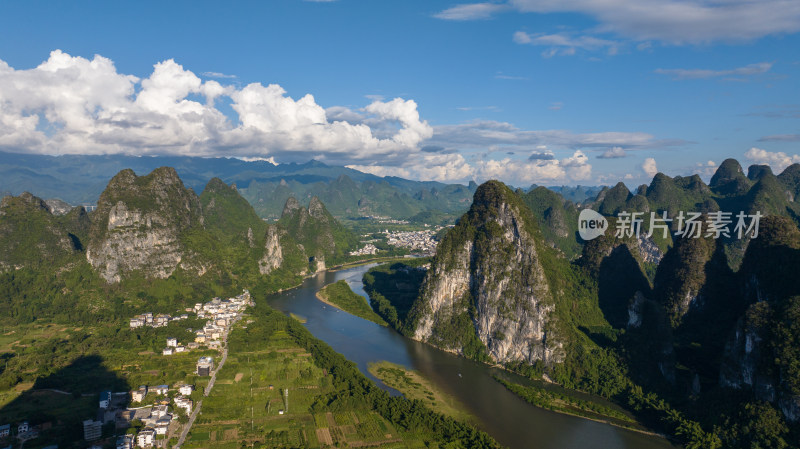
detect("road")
[174,322,233,449]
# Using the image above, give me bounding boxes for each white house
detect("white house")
[136,429,155,447]
[162,347,174,356]
[17,421,28,434]
[166,338,178,347]
[153,385,169,395]
[0,424,9,438]
[154,417,170,435]
[175,345,186,353]
[179,384,194,396]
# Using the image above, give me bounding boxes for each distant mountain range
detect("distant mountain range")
[0,151,599,222]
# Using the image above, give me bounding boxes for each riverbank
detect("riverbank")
[492,376,666,438]
[368,361,476,425]
[316,280,388,326]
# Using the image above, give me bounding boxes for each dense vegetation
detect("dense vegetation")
[317,280,388,326]
[364,172,800,449]
[234,292,503,449]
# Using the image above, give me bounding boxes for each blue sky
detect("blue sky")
[0,0,798,187]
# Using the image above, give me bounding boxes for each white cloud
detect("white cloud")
[348,153,474,182]
[348,150,591,185]
[434,3,508,20]
[429,120,675,150]
[438,1,800,44]
[514,31,620,57]
[654,62,772,80]
[695,160,717,177]
[0,50,432,164]
[598,146,627,158]
[744,147,800,174]
[642,157,658,177]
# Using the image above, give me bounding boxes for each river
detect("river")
[264,264,680,449]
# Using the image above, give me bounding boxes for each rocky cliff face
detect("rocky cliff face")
[409,181,565,366]
[259,225,284,275]
[86,167,205,283]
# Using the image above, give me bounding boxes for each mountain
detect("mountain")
[277,196,360,271]
[719,216,800,421]
[86,167,207,283]
[0,192,87,271]
[405,181,567,364]
[0,151,477,220]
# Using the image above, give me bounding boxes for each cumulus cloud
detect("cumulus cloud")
[744,147,800,173]
[598,146,627,159]
[348,150,591,185]
[439,1,800,44]
[0,50,432,163]
[642,157,658,177]
[695,160,718,177]
[347,152,474,182]
[654,62,772,80]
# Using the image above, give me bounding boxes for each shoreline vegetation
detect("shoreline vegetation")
[367,360,476,425]
[316,280,388,326]
[491,375,665,438]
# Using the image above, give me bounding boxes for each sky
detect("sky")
[0,0,798,187]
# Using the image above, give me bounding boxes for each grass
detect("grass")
[183,323,420,449]
[368,360,475,424]
[316,280,388,326]
[492,375,658,435]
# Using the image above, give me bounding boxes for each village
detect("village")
[0,291,254,449]
[384,229,439,255]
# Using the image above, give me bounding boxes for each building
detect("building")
[151,405,169,420]
[154,417,170,435]
[166,337,178,347]
[178,384,194,396]
[17,422,28,434]
[175,345,185,353]
[129,317,144,328]
[196,357,214,376]
[0,424,9,438]
[136,429,155,447]
[99,390,112,409]
[174,396,192,414]
[132,386,148,402]
[82,419,102,441]
[162,347,174,356]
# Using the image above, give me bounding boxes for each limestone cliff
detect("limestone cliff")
[86,167,205,283]
[259,225,285,275]
[407,181,565,366]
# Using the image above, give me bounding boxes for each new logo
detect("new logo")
[579,209,608,241]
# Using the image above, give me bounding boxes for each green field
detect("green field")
[317,280,388,326]
[185,327,420,448]
[368,361,474,424]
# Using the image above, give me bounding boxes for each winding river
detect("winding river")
[265,264,680,449]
